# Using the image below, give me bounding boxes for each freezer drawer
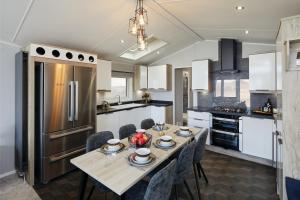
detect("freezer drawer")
[42,126,93,156]
[40,146,85,184]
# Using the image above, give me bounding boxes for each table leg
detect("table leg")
[78,171,88,200]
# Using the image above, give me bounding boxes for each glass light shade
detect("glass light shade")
[137,34,147,51]
[128,17,138,35]
[135,8,148,26]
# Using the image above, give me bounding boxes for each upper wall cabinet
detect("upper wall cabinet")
[97,59,111,91]
[148,65,172,90]
[249,53,276,92]
[134,65,148,90]
[192,60,211,90]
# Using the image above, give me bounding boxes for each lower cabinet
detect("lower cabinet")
[241,117,274,160]
[187,111,212,145]
[96,106,172,138]
[97,112,120,138]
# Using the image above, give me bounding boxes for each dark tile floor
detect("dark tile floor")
[34,151,279,200]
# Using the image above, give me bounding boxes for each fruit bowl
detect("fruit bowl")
[128,132,152,148]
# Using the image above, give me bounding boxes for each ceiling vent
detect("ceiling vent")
[120,37,167,60]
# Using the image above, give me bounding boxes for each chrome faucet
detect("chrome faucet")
[116,95,122,105]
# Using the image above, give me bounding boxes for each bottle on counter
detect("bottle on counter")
[264,98,273,113]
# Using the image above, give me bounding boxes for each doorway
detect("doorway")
[174,67,193,125]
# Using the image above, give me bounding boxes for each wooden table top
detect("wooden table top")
[70,124,202,196]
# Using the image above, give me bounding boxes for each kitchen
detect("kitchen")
[1,1,300,200]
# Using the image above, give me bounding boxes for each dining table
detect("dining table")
[70,124,203,199]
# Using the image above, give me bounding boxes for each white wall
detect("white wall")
[149,40,275,101]
[0,42,21,178]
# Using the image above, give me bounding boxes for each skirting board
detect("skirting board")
[206,145,274,167]
[0,170,16,180]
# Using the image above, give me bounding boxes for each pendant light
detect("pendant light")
[128,0,148,51]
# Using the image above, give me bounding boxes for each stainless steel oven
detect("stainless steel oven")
[211,113,240,151]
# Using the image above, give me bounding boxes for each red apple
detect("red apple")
[135,133,143,139]
[138,137,145,145]
[131,136,137,144]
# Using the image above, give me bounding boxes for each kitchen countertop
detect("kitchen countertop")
[187,106,274,119]
[97,100,173,115]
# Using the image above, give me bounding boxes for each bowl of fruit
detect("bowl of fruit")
[128,130,152,148]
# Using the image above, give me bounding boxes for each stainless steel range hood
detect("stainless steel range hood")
[219,38,239,73]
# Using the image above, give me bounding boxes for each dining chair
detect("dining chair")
[193,129,209,185]
[124,159,177,200]
[119,124,136,139]
[141,118,155,130]
[84,131,114,200]
[173,140,198,200]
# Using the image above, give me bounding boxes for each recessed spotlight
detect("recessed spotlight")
[245,30,249,35]
[235,5,245,11]
[120,39,125,43]
[156,51,160,54]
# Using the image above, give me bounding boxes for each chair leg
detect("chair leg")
[183,180,194,200]
[196,163,202,179]
[174,185,178,200]
[199,163,209,184]
[78,172,88,200]
[193,165,201,200]
[86,185,95,200]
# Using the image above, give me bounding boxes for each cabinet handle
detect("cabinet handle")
[193,118,204,121]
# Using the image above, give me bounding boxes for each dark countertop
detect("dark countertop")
[97,100,173,115]
[187,106,274,119]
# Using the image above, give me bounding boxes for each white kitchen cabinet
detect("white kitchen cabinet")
[192,60,211,91]
[242,117,274,160]
[187,110,211,144]
[150,106,166,124]
[134,66,148,90]
[249,53,276,91]
[276,52,282,91]
[97,112,119,138]
[97,59,111,91]
[148,65,172,90]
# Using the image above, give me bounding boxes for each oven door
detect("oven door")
[212,117,239,133]
[212,129,239,151]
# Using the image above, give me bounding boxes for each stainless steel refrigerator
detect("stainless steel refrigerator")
[35,61,95,184]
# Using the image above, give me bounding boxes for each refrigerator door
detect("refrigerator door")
[43,63,74,133]
[73,66,96,128]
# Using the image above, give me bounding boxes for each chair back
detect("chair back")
[119,124,136,139]
[175,140,196,183]
[86,131,114,152]
[193,129,208,163]
[144,160,177,200]
[141,118,155,130]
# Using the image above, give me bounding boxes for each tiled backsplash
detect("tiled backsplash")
[197,58,277,109]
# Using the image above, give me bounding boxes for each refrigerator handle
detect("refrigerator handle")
[68,81,74,121]
[74,81,79,120]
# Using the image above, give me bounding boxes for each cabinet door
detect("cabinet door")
[134,107,147,129]
[97,112,119,138]
[140,66,148,89]
[242,117,273,160]
[150,106,166,123]
[276,52,282,91]
[192,60,209,90]
[97,60,111,90]
[249,53,276,91]
[148,65,167,89]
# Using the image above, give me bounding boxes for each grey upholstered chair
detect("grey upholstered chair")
[124,159,177,200]
[141,118,155,130]
[85,131,114,200]
[193,129,209,184]
[174,140,197,200]
[119,124,136,139]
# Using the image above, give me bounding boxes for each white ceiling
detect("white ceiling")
[1,0,300,65]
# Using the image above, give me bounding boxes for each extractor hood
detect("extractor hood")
[219,38,239,73]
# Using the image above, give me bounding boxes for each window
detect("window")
[109,71,133,101]
[224,80,236,97]
[215,80,222,97]
[240,79,250,107]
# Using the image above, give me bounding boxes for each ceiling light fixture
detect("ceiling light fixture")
[235,5,245,11]
[245,30,249,35]
[156,51,160,54]
[128,0,148,51]
[121,39,125,43]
